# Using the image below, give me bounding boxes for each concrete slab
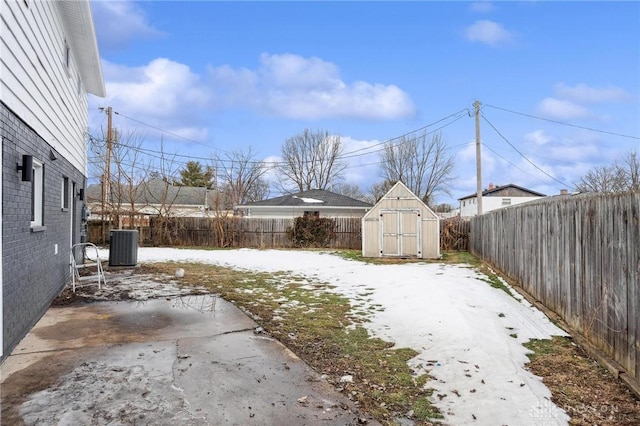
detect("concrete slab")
[1,295,376,425]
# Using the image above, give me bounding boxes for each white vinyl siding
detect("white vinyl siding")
[241,206,369,219]
[0,0,89,172]
[459,195,542,217]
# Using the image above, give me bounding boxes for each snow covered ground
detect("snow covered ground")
[121,247,569,425]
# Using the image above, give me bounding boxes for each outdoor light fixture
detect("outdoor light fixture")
[78,188,85,201]
[16,154,33,182]
[49,149,58,161]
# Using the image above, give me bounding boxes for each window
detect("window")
[31,159,44,228]
[502,198,511,206]
[303,211,320,218]
[61,176,69,210]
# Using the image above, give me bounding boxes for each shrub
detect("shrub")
[286,216,336,247]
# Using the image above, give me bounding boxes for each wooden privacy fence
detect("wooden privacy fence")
[470,192,640,388]
[90,216,470,251]
[147,216,363,249]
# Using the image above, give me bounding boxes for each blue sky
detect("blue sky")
[88,1,640,205]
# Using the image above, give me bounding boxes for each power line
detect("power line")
[339,107,470,158]
[93,106,473,167]
[481,143,539,179]
[485,104,640,140]
[482,115,571,188]
[109,109,234,155]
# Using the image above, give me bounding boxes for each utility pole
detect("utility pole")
[474,100,483,215]
[99,106,113,245]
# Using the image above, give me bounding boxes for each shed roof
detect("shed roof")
[363,181,438,219]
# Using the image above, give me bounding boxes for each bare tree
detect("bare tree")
[215,147,270,208]
[364,180,394,205]
[110,130,148,229]
[276,129,347,193]
[576,150,640,193]
[378,130,455,206]
[88,128,149,239]
[621,150,640,192]
[331,182,367,202]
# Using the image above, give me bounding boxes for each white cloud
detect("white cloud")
[340,136,384,186]
[208,53,416,120]
[259,53,343,90]
[554,83,631,104]
[464,20,514,47]
[92,1,164,52]
[535,98,592,120]
[469,2,495,14]
[525,130,552,146]
[99,58,210,141]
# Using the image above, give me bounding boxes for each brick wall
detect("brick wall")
[1,102,86,359]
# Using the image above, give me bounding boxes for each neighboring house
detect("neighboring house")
[235,189,372,219]
[362,181,440,259]
[1,0,105,360]
[86,178,229,226]
[458,183,546,217]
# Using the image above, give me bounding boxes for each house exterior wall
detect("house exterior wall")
[362,182,440,259]
[0,0,103,361]
[1,103,86,359]
[241,206,369,219]
[1,0,98,173]
[459,196,542,217]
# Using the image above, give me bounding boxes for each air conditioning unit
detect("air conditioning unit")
[109,230,139,266]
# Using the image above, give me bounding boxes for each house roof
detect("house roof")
[458,184,546,201]
[86,178,216,206]
[237,189,372,209]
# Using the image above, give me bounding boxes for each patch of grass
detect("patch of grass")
[523,338,558,360]
[476,273,512,297]
[438,251,479,265]
[524,336,640,425]
[140,262,442,425]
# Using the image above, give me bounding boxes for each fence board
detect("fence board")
[470,192,640,387]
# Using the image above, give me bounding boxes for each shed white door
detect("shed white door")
[380,210,421,257]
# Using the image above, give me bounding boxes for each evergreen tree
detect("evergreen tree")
[178,161,215,188]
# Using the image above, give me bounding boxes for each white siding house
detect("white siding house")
[1,0,104,360]
[236,189,372,219]
[458,183,546,218]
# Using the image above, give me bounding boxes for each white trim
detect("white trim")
[61,176,70,209]
[31,159,44,227]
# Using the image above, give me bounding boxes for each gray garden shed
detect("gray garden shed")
[362,181,440,259]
